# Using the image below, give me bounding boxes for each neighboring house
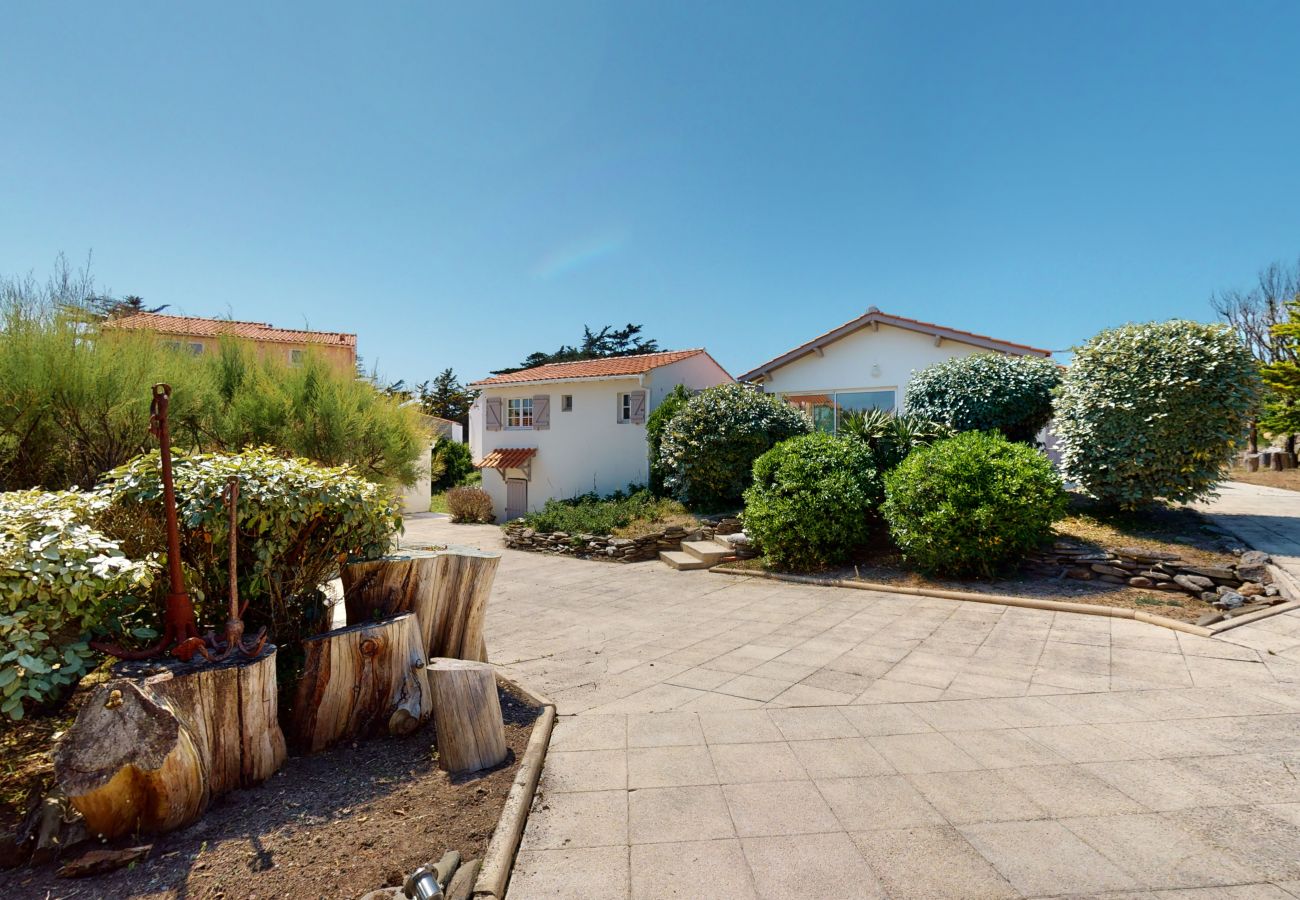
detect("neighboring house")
[396,411,467,516]
[106,312,358,372]
[738,307,1052,432]
[468,349,733,522]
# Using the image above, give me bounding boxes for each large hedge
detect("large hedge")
[1055,320,1260,507]
[658,383,811,510]
[1,490,157,720]
[646,384,692,496]
[905,354,1061,443]
[743,433,882,571]
[882,431,1066,577]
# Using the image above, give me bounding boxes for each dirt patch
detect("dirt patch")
[2,687,540,900]
[1229,468,1300,493]
[726,497,1250,623]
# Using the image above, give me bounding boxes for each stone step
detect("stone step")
[659,550,713,571]
[682,540,729,564]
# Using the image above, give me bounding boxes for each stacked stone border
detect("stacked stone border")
[503,515,756,563]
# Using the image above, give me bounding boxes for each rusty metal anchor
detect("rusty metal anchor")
[94,384,205,661]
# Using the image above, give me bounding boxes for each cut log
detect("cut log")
[292,612,432,754]
[446,858,481,900]
[139,647,287,796]
[53,681,209,839]
[342,547,499,662]
[427,658,507,775]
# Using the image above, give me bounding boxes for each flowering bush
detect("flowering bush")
[882,431,1065,577]
[1055,320,1261,507]
[659,383,811,510]
[905,354,1061,443]
[743,433,882,571]
[0,490,157,720]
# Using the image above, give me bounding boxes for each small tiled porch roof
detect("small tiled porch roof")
[475,448,537,470]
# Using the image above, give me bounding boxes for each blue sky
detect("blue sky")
[4,2,1299,384]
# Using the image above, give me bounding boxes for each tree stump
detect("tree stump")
[427,658,507,775]
[342,547,499,662]
[291,612,432,754]
[53,681,209,839]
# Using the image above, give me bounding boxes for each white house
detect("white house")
[739,307,1052,432]
[468,349,733,521]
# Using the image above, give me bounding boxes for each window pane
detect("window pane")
[833,391,895,428]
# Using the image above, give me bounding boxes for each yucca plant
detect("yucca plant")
[838,409,951,471]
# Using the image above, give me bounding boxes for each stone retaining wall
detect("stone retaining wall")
[503,514,754,564]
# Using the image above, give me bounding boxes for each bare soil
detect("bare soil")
[726,497,1250,624]
[1230,467,1300,493]
[1,687,540,900]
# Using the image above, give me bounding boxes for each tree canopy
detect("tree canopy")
[491,323,660,374]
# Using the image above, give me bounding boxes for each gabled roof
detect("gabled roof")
[738,307,1051,382]
[471,349,721,387]
[475,448,537,469]
[107,312,357,348]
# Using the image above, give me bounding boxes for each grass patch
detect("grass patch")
[518,488,697,537]
[1053,494,1236,567]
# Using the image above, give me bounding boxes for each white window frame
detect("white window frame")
[561,394,573,412]
[506,397,534,429]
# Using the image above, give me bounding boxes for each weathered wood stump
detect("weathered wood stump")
[427,658,507,775]
[53,681,209,839]
[52,648,288,839]
[342,547,498,662]
[291,612,432,753]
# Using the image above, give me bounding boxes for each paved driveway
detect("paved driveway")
[401,515,1300,900]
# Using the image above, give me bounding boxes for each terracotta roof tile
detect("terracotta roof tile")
[475,448,537,469]
[471,349,708,386]
[107,312,356,348]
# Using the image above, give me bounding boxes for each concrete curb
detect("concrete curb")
[710,566,1215,637]
[473,676,555,900]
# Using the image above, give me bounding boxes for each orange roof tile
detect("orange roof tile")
[107,312,357,348]
[471,349,709,387]
[475,448,537,469]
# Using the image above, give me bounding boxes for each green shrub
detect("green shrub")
[1055,320,1261,507]
[882,431,1066,577]
[519,487,690,536]
[647,384,692,495]
[95,448,400,650]
[905,354,1061,443]
[0,299,424,492]
[0,490,158,720]
[839,408,952,471]
[659,383,811,510]
[742,433,882,571]
[446,486,495,523]
[430,437,475,492]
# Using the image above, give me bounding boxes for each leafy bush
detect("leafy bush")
[430,437,475,492]
[1,490,157,720]
[659,383,811,510]
[96,448,400,649]
[742,433,882,571]
[905,354,1061,443]
[882,431,1066,577]
[1055,320,1261,507]
[647,384,692,495]
[519,486,691,536]
[446,486,495,523]
[0,299,424,491]
[839,408,952,471]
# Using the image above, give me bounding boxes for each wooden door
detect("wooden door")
[505,478,528,521]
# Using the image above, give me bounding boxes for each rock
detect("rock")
[1064,567,1094,580]
[1174,574,1215,593]
[1182,566,1238,581]
[1237,563,1269,582]
[1091,564,1129,577]
[1224,600,1273,618]
[1115,547,1181,562]
[1196,611,1227,626]
[1241,550,1271,565]
[1128,576,1154,588]
[58,844,152,878]
[1201,591,1221,602]
[1266,584,1281,596]
[1213,591,1246,610]
[1138,570,1172,582]
[1098,575,1128,585]
[1153,580,1185,591]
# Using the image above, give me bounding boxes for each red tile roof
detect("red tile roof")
[107,312,357,348]
[475,448,537,469]
[471,349,710,387]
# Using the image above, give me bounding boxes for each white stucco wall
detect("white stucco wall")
[646,352,734,405]
[755,322,1016,408]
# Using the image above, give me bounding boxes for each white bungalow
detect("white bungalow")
[467,350,732,522]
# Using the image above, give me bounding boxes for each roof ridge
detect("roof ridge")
[536,347,703,368]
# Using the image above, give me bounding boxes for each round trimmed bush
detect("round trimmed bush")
[742,433,882,571]
[905,354,1061,443]
[882,431,1065,577]
[1054,320,1260,507]
[659,383,811,510]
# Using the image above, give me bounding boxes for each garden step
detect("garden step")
[659,550,713,571]
[682,540,729,564]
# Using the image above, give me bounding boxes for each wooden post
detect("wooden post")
[426,658,507,775]
[342,547,499,662]
[291,612,432,754]
[53,681,209,839]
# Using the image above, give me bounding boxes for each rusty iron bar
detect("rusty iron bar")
[198,476,267,661]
